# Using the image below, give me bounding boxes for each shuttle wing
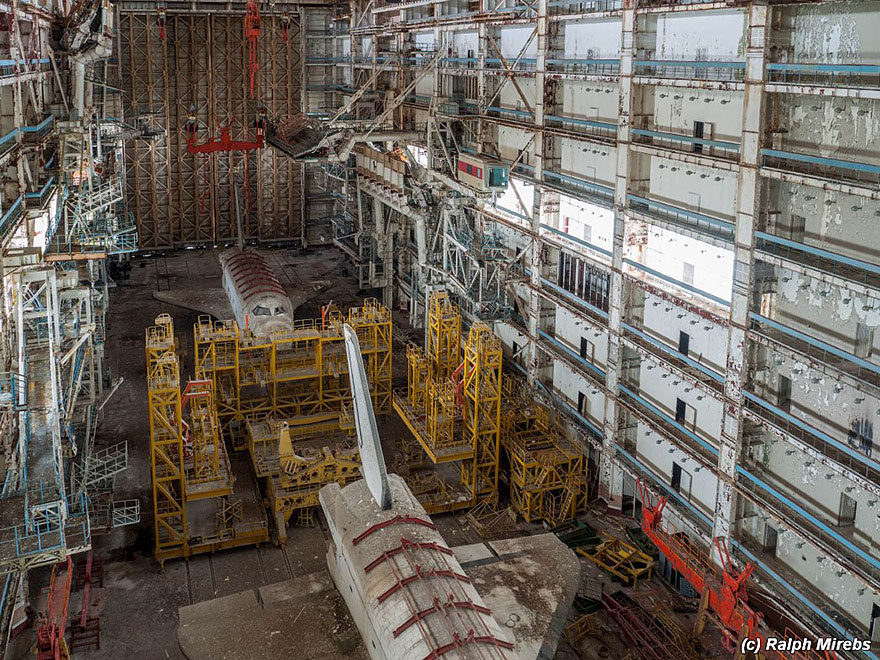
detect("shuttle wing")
[342,323,391,510]
[152,280,331,321]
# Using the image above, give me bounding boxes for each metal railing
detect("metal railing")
[543,170,615,203]
[761,148,880,187]
[742,390,879,485]
[547,58,619,76]
[24,176,56,210]
[634,59,746,82]
[627,193,734,242]
[755,231,880,291]
[631,128,740,161]
[0,196,23,243]
[0,127,17,158]
[548,0,622,12]
[766,62,880,89]
[545,114,617,140]
[625,258,730,307]
[750,312,880,389]
[19,115,54,143]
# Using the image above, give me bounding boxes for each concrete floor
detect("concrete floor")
[9,247,725,659]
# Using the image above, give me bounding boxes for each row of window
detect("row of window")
[557,250,610,311]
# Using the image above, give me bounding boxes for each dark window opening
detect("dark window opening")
[675,398,687,424]
[678,331,690,357]
[693,121,704,154]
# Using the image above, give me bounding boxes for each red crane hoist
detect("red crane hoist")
[184,110,265,155]
[280,13,291,42]
[157,2,167,40]
[245,0,260,97]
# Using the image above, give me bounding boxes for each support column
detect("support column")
[598,0,635,509]
[526,0,548,387]
[713,4,769,548]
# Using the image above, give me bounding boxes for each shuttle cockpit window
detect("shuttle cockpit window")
[253,305,271,316]
[273,306,286,316]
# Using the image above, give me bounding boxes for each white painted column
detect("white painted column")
[598,0,635,509]
[713,4,769,550]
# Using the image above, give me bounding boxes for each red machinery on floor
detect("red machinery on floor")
[636,480,835,659]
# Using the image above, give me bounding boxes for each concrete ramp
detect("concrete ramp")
[177,571,367,660]
[457,534,582,660]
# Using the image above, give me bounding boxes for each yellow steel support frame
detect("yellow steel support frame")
[426,291,461,381]
[406,344,429,411]
[194,316,240,423]
[348,298,392,414]
[460,322,502,504]
[425,378,456,456]
[183,379,233,500]
[191,300,392,437]
[146,314,187,562]
[501,405,587,526]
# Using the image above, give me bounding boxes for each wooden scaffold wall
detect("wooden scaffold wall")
[118,10,305,248]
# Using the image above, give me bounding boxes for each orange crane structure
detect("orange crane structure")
[637,480,835,660]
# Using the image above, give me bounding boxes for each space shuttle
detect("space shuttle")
[152,248,329,335]
[320,324,580,660]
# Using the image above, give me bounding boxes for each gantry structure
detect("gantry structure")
[147,299,392,557]
[396,290,587,523]
[0,0,141,641]
[290,0,880,648]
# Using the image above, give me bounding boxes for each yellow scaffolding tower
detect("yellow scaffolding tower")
[501,405,587,526]
[146,314,187,562]
[149,315,271,566]
[406,344,429,412]
[461,322,502,504]
[182,379,233,500]
[426,291,461,381]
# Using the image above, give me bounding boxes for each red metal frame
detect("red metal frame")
[422,632,515,660]
[378,567,472,604]
[186,120,264,155]
[36,558,73,660]
[602,592,678,660]
[365,537,454,573]
[638,480,760,645]
[394,595,493,638]
[244,0,260,97]
[637,480,837,659]
[352,515,437,545]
